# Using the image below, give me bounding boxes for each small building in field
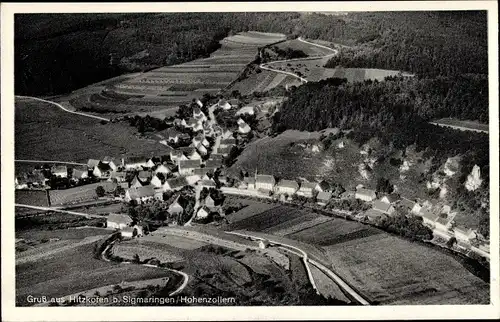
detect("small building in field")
[355,188,376,202]
[178,159,202,176]
[107,213,133,230]
[163,176,188,191]
[123,156,149,170]
[453,226,476,243]
[51,165,68,178]
[372,200,396,215]
[275,179,299,195]
[297,181,317,198]
[255,175,276,192]
[124,185,155,204]
[316,191,332,206]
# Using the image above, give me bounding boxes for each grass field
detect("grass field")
[49,182,116,206]
[15,98,171,162]
[15,190,49,207]
[430,118,489,133]
[16,241,173,306]
[275,39,334,57]
[113,240,184,263]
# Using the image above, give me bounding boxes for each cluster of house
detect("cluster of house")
[15,164,90,189]
[353,186,478,244]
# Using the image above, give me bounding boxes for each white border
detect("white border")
[1,2,499,321]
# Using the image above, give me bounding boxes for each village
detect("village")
[15,95,490,261]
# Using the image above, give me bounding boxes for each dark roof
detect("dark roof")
[179,159,202,169]
[123,156,148,164]
[209,153,224,160]
[96,162,112,172]
[316,180,330,191]
[221,138,237,145]
[179,146,196,155]
[138,171,152,179]
[256,175,275,185]
[205,159,222,169]
[193,167,214,177]
[165,177,188,189]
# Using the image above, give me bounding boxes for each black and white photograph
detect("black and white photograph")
[1,1,499,320]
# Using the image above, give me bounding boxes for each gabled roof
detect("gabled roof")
[205,159,222,169]
[356,188,376,198]
[317,191,332,201]
[126,185,155,199]
[198,179,216,187]
[87,159,100,168]
[178,159,202,169]
[155,164,171,173]
[419,208,439,222]
[130,176,144,187]
[435,215,452,226]
[179,146,196,156]
[110,171,127,179]
[243,177,256,184]
[209,153,224,160]
[96,162,112,172]
[51,165,68,173]
[221,137,237,145]
[399,198,416,210]
[123,156,148,164]
[73,169,87,178]
[138,171,152,179]
[277,179,299,190]
[380,193,400,203]
[170,150,184,158]
[102,156,120,164]
[193,167,214,177]
[256,175,275,185]
[107,213,133,224]
[316,180,330,191]
[373,200,393,213]
[299,182,317,190]
[165,177,188,189]
[218,145,234,155]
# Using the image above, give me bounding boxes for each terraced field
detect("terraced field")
[71,31,286,115]
[224,199,490,304]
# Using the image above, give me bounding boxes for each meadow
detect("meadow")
[15,190,49,207]
[49,182,117,206]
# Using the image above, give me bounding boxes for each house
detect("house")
[236,105,256,116]
[399,198,416,211]
[182,118,198,128]
[193,107,207,122]
[192,121,204,132]
[218,144,235,156]
[170,150,188,164]
[194,134,210,148]
[108,171,127,183]
[454,226,476,243]
[163,176,188,191]
[118,181,129,190]
[209,153,224,161]
[198,179,216,189]
[163,128,182,144]
[150,173,166,188]
[193,167,214,179]
[205,159,222,169]
[364,208,387,221]
[434,213,454,232]
[107,213,133,230]
[137,170,152,182]
[372,200,396,215]
[178,159,202,176]
[275,179,299,195]
[379,193,400,205]
[168,195,187,216]
[315,180,331,192]
[155,164,172,175]
[123,156,149,170]
[102,156,120,171]
[180,147,201,161]
[297,181,317,198]
[87,159,100,170]
[213,125,223,136]
[222,130,234,140]
[220,137,237,147]
[411,202,423,214]
[195,99,203,108]
[238,122,251,134]
[205,195,217,209]
[124,185,155,204]
[218,99,232,110]
[419,207,440,227]
[92,162,112,179]
[355,188,376,202]
[130,176,145,189]
[255,175,276,192]
[51,165,68,178]
[244,177,256,190]
[196,206,211,219]
[316,191,332,206]
[72,168,88,181]
[194,143,208,156]
[146,158,156,168]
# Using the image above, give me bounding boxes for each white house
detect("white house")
[255,175,276,192]
[92,162,112,179]
[72,169,88,181]
[316,191,332,206]
[163,177,188,192]
[196,206,211,219]
[146,158,156,168]
[168,196,185,216]
[195,99,203,108]
[124,185,155,204]
[107,213,133,230]
[411,202,423,214]
[454,226,476,243]
[372,200,395,215]
[194,143,208,156]
[205,195,217,209]
[355,188,376,202]
[123,156,149,170]
[155,164,171,175]
[178,159,202,176]
[51,165,68,178]
[297,181,317,198]
[170,150,188,164]
[275,180,299,195]
[150,174,165,188]
[238,121,251,134]
[87,159,100,170]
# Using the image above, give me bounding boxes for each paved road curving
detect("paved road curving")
[16,95,110,122]
[259,37,338,84]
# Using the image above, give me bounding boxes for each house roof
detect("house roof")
[155,164,171,173]
[205,159,222,169]
[365,208,386,219]
[236,105,256,115]
[108,213,133,224]
[96,162,112,172]
[238,123,252,134]
[198,179,216,187]
[127,185,155,199]
[110,171,126,179]
[380,193,400,203]
[87,159,100,168]
[165,177,188,189]
[218,145,234,154]
[356,188,376,198]
[256,175,275,185]
[277,179,299,190]
[123,156,148,164]
[317,191,332,201]
[138,171,152,179]
[193,167,214,177]
[209,154,224,160]
[316,180,330,191]
[170,150,184,158]
[193,107,202,115]
[221,138,237,145]
[179,159,202,169]
[399,198,416,209]
[51,165,68,173]
[121,227,135,233]
[299,181,317,190]
[373,200,393,213]
[163,128,181,138]
[102,156,120,164]
[130,176,144,187]
[244,177,256,184]
[435,215,452,226]
[73,169,87,178]
[179,146,196,156]
[419,208,439,222]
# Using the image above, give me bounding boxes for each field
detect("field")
[67,31,286,115]
[430,118,489,133]
[228,69,302,95]
[15,190,49,207]
[15,97,172,162]
[275,39,334,57]
[224,199,490,304]
[113,240,184,263]
[48,182,116,206]
[16,241,174,306]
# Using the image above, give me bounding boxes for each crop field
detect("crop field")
[113,240,184,263]
[143,233,208,250]
[68,202,123,215]
[224,197,278,223]
[15,190,49,207]
[67,32,284,115]
[16,241,172,306]
[15,98,172,162]
[275,39,334,56]
[309,264,352,303]
[226,206,312,232]
[49,182,116,206]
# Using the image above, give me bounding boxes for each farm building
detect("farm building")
[109,171,127,182]
[107,213,133,230]
[92,162,112,179]
[238,122,252,134]
[170,150,188,164]
[178,159,202,176]
[315,180,331,192]
[102,156,120,171]
[411,202,423,214]
[205,159,222,169]
[255,175,276,192]
[87,159,100,169]
[453,226,476,243]
[372,200,396,215]
[297,181,317,198]
[379,193,400,204]
[316,191,332,206]
[124,185,155,204]
[163,177,188,191]
[210,153,224,161]
[355,188,376,202]
[196,206,211,219]
[275,180,299,195]
[72,169,88,181]
[123,156,149,170]
[222,130,234,140]
[193,108,207,122]
[51,165,68,178]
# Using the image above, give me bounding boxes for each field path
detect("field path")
[15,95,110,122]
[259,37,338,84]
[15,204,106,219]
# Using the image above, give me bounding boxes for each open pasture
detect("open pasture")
[113,240,184,263]
[226,206,311,232]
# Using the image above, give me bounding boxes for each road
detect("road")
[428,122,489,134]
[259,37,338,84]
[15,204,106,219]
[15,95,110,122]
[15,159,87,166]
[227,231,370,305]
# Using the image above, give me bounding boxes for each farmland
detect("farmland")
[430,118,489,133]
[16,240,174,306]
[223,199,490,304]
[112,240,184,263]
[15,190,49,207]
[15,97,172,162]
[49,182,117,206]
[66,31,286,115]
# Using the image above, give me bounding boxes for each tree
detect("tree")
[376,177,394,194]
[132,253,141,264]
[96,185,106,197]
[446,237,457,248]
